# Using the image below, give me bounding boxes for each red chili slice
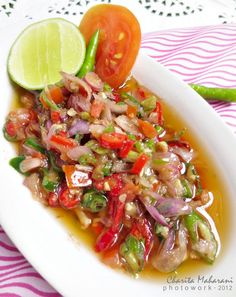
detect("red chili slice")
[119,139,135,158]
[100,133,127,149]
[59,187,81,209]
[130,153,149,175]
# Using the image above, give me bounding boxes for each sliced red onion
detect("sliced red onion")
[144,203,169,226]
[142,191,167,204]
[45,120,52,131]
[157,164,180,182]
[115,115,140,136]
[24,173,47,203]
[102,104,113,122]
[157,198,192,217]
[89,124,105,137]
[107,100,127,114]
[68,94,91,112]
[112,160,131,173]
[61,72,92,99]
[152,224,188,273]
[171,146,194,162]
[67,145,92,161]
[75,164,94,172]
[68,119,90,136]
[84,72,104,91]
[20,157,45,173]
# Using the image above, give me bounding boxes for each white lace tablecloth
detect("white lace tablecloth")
[0,1,236,296]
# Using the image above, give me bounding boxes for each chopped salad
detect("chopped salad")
[3,4,219,276]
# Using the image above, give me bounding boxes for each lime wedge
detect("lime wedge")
[8,18,86,90]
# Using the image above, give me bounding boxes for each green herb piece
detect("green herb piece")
[24,137,46,154]
[42,169,60,192]
[141,95,157,112]
[120,235,145,274]
[79,153,97,165]
[9,156,27,174]
[181,178,193,198]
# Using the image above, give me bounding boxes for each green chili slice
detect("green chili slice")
[81,190,107,213]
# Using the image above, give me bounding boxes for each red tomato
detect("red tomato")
[90,100,104,118]
[48,85,64,104]
[62,165,92,188]
[138,119,157,139]
[79,4,141,88]
[100,132,127,149]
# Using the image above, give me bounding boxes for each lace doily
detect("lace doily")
[1,0,236,32]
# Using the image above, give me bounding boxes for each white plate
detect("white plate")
[0,23,236,297]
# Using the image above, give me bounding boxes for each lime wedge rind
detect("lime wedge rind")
[7,18,86,90]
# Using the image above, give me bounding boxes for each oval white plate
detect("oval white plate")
[0,21,236,297]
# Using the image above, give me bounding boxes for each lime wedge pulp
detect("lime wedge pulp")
[7,18,86,90]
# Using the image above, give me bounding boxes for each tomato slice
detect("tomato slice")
[49,86,64,103]
[62,165,92,188]
[100,132,127,149]
[138,119,157,139]
[79,4,141,88]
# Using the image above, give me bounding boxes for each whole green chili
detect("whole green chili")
[190,84,236,102]
[78,29,100,78]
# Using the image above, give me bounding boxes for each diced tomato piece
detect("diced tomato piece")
[126,104,138,118]
[138,119,157,138]
[119,139,134,158]
[62,165,92,188]
[90,100,104,118]
[130,153,149,175]
[50,135,77,148]
[39,95,49,109]
[100,133,127,149]
[51,110,61,123]
[48,85,64,104]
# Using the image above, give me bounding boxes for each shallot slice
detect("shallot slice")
[67,146,92,161]
[152,224,188,272]
[68,119,90,136]
[115,115,140,136]
[61,72,92,99]
[84,72,104,91]
[20,157,45,173]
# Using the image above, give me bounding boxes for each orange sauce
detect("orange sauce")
[9,81,231,281]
